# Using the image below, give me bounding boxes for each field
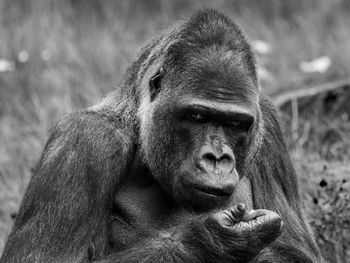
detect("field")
[0,0,349,262]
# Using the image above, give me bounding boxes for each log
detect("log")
[272,78,350,107]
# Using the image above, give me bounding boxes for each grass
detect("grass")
[0,0,349,261]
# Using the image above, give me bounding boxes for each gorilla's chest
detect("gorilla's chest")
[114,179,174,225]
[109,173,253,250]
[109,173,175,249]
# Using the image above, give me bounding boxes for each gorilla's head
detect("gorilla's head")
[137,10,262,211]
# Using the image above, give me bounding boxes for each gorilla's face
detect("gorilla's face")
[141,49,260,211]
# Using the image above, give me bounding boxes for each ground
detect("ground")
[0,1,349,262]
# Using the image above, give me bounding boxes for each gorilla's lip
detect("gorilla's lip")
[193,184,234,197]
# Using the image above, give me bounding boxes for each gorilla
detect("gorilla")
[0,9,322,263]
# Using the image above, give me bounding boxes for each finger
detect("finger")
[240,209,283,231]
[227,203,246,223]
[254,209,281,224]
[240,208,263,222]
[254,211,284,233]
[242,209,278,221]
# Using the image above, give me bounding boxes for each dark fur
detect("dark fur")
[0,10,322,263]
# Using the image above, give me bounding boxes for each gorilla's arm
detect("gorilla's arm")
[0,110,135,262]
[251,96,322,263]
[98,205,282,263]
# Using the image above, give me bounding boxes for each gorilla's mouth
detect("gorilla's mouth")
[194,185,234,197]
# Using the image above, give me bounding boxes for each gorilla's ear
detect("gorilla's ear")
[149,69,162,101]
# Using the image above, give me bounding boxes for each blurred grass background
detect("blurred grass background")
[0,0,349,262]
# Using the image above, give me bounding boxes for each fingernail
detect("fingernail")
[237,203,245,211]
[280,220,285,231]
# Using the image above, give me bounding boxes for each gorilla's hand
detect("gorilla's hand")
[202,204,284,262]
[212,203,283,236]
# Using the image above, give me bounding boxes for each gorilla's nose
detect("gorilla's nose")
[196,145,235,175]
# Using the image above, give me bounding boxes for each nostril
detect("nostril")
[218,154,233,163]
[202,152,218,162]
[198,146,235,173]
[201,152,217,171]
[217,153,235,174]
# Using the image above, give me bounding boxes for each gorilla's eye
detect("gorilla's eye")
[191,113,203,121]
[228,119,252,133]
[187,112,208,123]
[231,121,241,127]
[149,70,162,101]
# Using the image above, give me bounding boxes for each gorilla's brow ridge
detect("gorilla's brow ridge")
[179,103,255,123]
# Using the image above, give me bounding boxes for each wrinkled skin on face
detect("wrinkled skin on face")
[143,49,260,212]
